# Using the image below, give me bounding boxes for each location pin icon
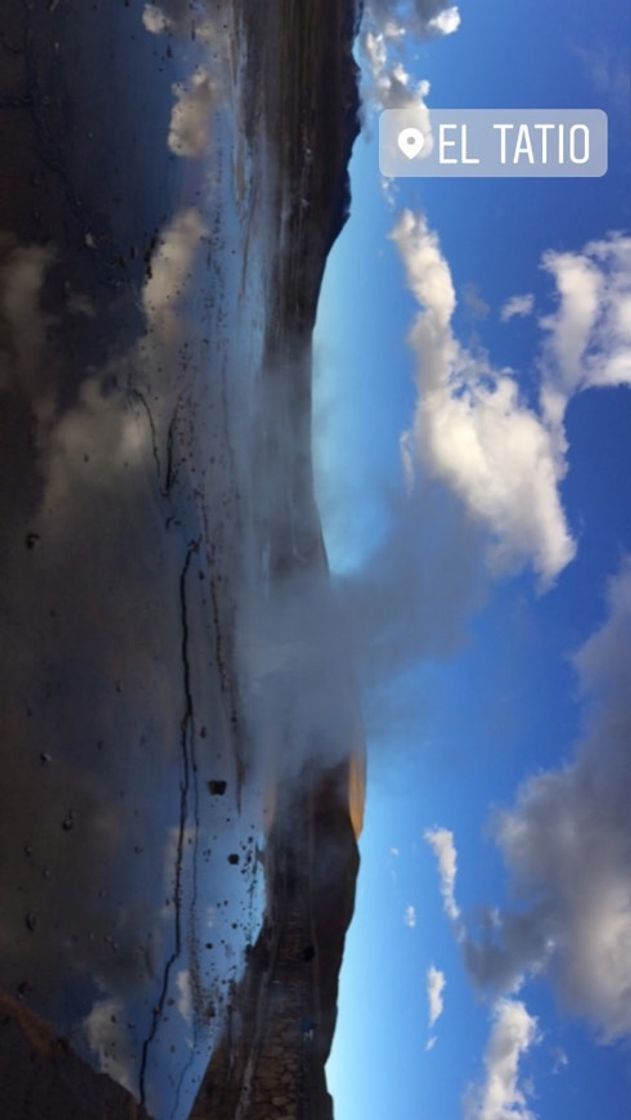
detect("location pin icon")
[398,127,425,160]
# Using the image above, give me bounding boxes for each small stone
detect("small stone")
[208,780,227,796]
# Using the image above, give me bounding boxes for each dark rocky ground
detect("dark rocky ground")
[190,763,361,1120]
[0,1,364,1117]
[188,4,365,1117]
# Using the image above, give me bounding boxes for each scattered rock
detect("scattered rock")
[208,780,227,796]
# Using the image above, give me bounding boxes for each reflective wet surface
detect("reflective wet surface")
[0,3,276,1115]
[1,2,363,1117]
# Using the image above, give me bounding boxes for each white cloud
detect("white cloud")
[142,0,217,41]
[360,1,460,113]
[465,999,539,1120]
[552,1047,569,1074]
[366,1,461,41]
[142,3,169,33]
[168,68,217,158]
[425,825,461,925]
[43,376,153,514]
[142,207,208,342]
[500,294,535,323]
[427,964,446,1027]
[176,968,193,1023]
[83,997,134,1092]
[361,29,434,122]
[426,1034,438,1052]
[465,561,631,1042]
[392,210,575,586]
[428,6,461,35]
[392,219,631,587]
[405,904,417,928]
[539,234,631,428]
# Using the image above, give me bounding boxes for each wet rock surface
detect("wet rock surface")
[0,992,152,1120]
[0,1,363,1117]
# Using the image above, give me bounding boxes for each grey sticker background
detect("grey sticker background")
[380,109,608,178]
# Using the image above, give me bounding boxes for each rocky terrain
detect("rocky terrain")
[0,1,364,1117]
[188,5,366,1117]
[190,762,362,1120]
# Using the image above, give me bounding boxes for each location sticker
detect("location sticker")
[397,127,425,160]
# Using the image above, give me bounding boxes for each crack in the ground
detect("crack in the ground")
[138,536,200,1110]
[165,405,180,495]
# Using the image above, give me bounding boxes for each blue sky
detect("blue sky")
[315,1,631,1117]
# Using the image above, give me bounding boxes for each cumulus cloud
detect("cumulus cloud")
[142,207,208,342]
[425,826,461,925]
[405,904,417,928]
[427,964,446,1028]
[500,294,535,323]
[392,210,575,585]
[360,1,460,113]
[366,0,461,40]
[361,29,434,121]
[465,561,631,1042]
[465,999,539,1120]
[142,0,219,42]
[539,233,631,428]
[392,217,631,586]
[168,68,217,158]
[84,997,135,1092]
[142,3,170,34]
[428,5,461,34]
